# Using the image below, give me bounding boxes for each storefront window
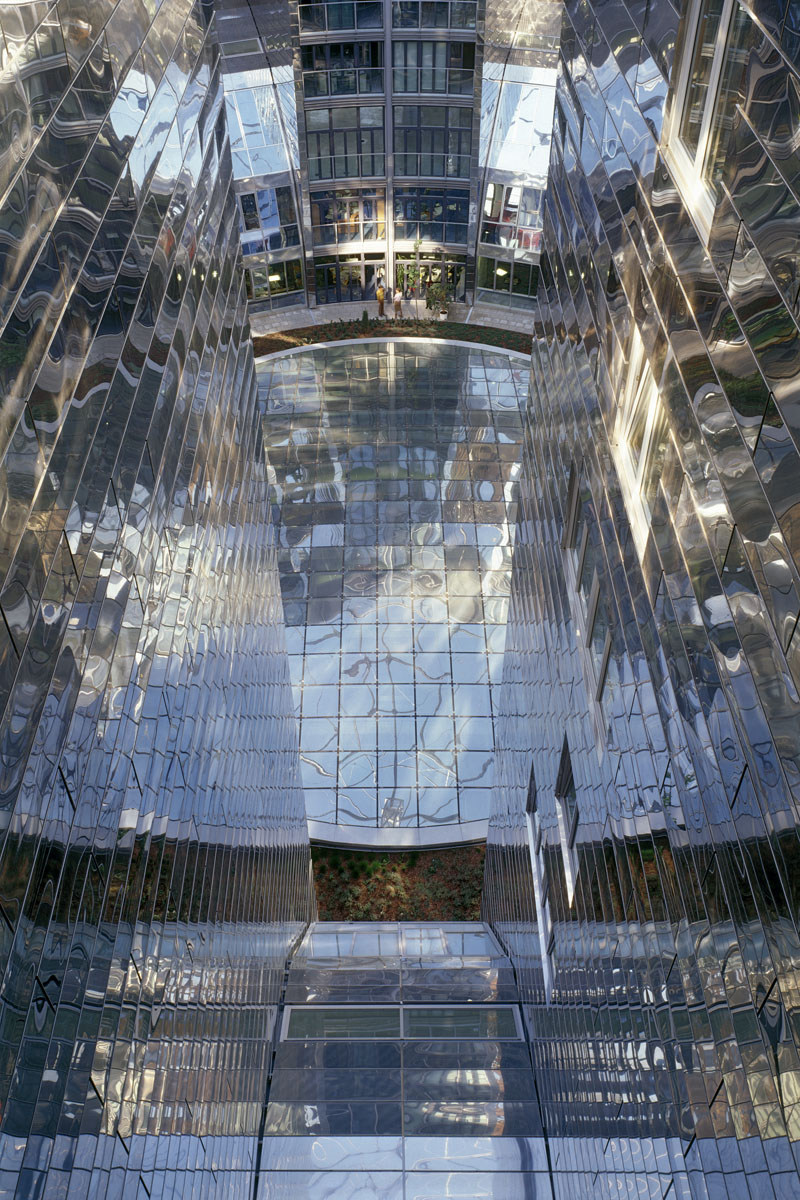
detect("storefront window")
[314,253,387,302]
[394,251,466,301]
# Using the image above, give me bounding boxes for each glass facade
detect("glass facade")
[484,0,800,1195]
[0,2,314,1194]
[259,920,550,1194]
[259,341,528,844]
[217,0,559,313]
[3,0,800,1195]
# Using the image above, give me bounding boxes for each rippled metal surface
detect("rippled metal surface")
[0,3,313,1195]
[258,341,528,842]
[485,0,800,1195]
[259,922,551,1197]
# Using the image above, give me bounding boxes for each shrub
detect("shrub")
[425,281,449,315]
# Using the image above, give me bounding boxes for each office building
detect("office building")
[1,0,800,1195]
[216,0,559,312]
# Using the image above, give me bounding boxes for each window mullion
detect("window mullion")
[695,0,736,175]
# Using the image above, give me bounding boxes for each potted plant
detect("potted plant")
[425,280,449,320]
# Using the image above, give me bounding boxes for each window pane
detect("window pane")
[494,261,510,291]
[477,256,494,289]
[394,1,419,26]
[286,259,304,291]
[356,1,383,27]
[679,0,726,157]
[404,1007,518,1038]
[511,262,531,295]
[332,106,359,128]
[286,1008,402,1038]
[268,263,287,294]
[704,1,756,186]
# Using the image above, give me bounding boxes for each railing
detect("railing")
[303,68,384,97]
[393,220,468,243]
[299,2,383,31]
[312,222,386,245]
[392,67,473,95]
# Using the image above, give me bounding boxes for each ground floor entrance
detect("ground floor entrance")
[314,253,387,303]
[394,252,467,304]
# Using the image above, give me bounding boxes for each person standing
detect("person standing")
[393,287,403,319]
[376,282,385,318]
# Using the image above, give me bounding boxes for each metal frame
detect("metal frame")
[663,0,737,240]
[281,1002,523,1039]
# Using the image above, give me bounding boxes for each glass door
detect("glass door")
[339,259,363,301]
[446,261,465,302]
[315,262,339,303]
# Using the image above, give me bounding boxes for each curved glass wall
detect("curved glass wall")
[259,340,529,845]
[0,2,314,1195]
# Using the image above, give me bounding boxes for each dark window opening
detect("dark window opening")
[525,761,537,815]
[555,736,578,847]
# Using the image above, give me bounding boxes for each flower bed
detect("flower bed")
[252,316,532,359]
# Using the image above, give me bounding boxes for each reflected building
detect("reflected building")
[0,1,313,1195]
[485,0,800,1195]
[477,0,560,305]
[216,0,560,312]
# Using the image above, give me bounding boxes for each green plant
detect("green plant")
[398,237,423,298]
[425,280,449,315]
[361,308,369,328]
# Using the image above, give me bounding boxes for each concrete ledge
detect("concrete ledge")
[308,819,489,850]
